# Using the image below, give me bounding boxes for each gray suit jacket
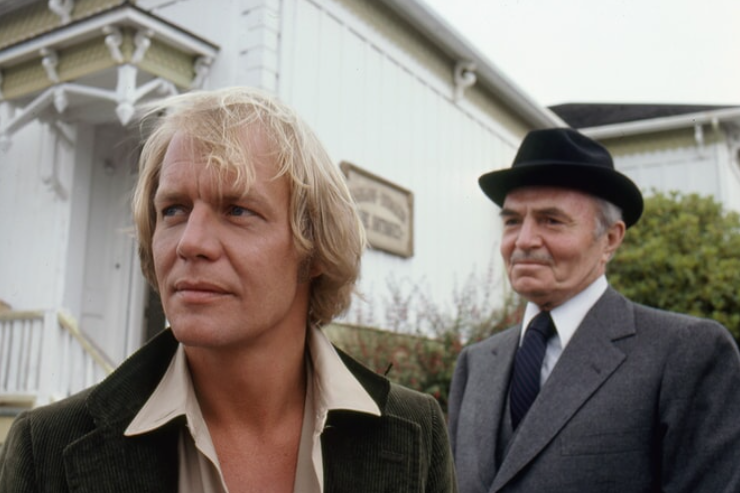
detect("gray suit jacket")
[0,329,457,492]
[448,287,740,493]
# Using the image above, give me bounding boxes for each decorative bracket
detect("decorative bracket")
[53,86,68,113]
[453,60,477,102]
[132,29,154,63]
[113,65,177,125]
[40,48,60,83]
[0,5,219,150]
[48,0,74,25]
[102,26,124,63]
[694,123,704,146]
[191,56,213,89]
[0,72,178,151]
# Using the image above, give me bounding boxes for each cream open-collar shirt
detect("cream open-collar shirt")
[520,275,608,386]
[124,326,381,493]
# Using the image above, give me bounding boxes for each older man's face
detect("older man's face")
[499,186,624,310]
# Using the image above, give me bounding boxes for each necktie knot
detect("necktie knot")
[527,311,555,339]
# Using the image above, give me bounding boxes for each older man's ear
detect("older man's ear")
[603,220,625,262]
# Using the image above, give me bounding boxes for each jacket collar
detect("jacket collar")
[63,330,403,493]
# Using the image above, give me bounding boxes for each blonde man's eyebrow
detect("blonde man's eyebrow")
[153,189,186,205]
[219,191,252,203]
[219,190,275,212]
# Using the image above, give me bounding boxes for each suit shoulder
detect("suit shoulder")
[461,325,519,355]
[625,300,739,362]
[631,301,732,338]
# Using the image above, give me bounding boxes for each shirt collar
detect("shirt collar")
[307,324,381,420]
[125,326,380,435]
[124,343,197,435]
[124,344,221,467]
[123,325,380,493]
[302,325,381,492]
[521,275,608,350]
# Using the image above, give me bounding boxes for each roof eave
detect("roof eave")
[0,4,218,67]
[581,106,740,139]
[378,0,566,129]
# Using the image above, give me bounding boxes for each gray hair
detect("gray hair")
[593,197,624,238]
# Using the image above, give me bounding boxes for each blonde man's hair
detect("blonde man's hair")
[132,87,366,327]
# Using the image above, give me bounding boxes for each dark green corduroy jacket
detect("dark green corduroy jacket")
[0,329,457,492]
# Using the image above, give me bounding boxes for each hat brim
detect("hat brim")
[479,162,644,228]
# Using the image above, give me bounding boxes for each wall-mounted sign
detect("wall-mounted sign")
[340,161,414,258]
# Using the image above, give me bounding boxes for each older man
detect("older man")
[448,127,740,493]
[0,87,456,493]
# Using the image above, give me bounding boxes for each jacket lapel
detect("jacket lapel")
[322,349,422,493]
[492,289,635,492]
[63,423,179,493]
[63,330,181,493]
[473,329,519,487]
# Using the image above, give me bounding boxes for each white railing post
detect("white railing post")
[1,308,114,407]
[0,311,44,406]
[35,310,61,406]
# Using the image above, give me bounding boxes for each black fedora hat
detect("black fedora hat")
[479,127,643,228]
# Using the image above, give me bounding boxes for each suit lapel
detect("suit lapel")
[473,329,519,487]
[63,330,181,493]
[492,289,635,492]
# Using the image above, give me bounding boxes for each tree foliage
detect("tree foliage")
[608,191,740,343]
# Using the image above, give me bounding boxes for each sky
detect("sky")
[421,0,740,108]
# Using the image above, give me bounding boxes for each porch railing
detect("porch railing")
[0,309,114,407]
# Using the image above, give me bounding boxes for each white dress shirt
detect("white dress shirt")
[520,275,608,385]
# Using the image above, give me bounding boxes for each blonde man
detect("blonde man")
[0,87,456,493]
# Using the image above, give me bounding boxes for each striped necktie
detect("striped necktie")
[509,311,555,429]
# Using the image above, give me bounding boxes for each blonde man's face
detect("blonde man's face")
[151,131,311,351]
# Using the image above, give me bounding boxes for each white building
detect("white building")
[0,0,563,423]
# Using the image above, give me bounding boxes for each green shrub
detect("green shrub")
[333,266,522,413]
[609,191,740,343]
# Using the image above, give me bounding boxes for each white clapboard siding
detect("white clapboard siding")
[616,143,725,202]
[279,0,520,328]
